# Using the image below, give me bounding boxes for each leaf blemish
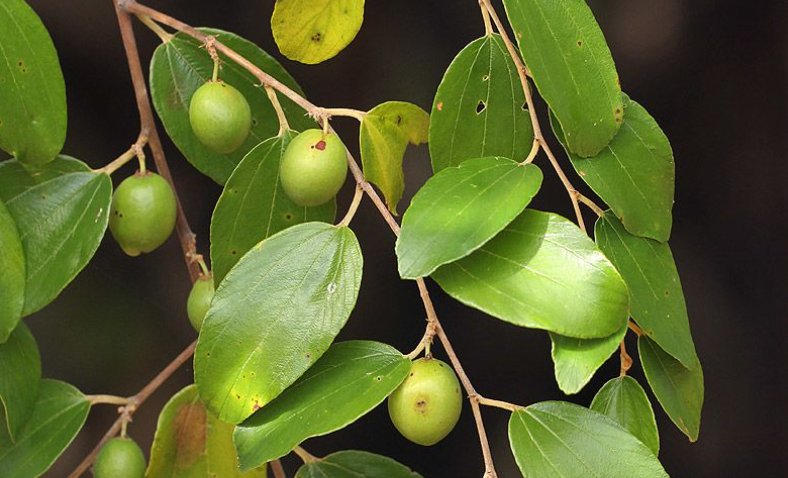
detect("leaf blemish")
[476,100,486,114]
[436,102,443,111]
[311,32,322,42]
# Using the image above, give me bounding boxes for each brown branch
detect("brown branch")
[68,341,197,478]
[270,460,288,478]
[113,0,199,281]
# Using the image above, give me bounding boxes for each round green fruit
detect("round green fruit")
[109,171,177,257]
[93,437,146,478]
[280,129,348,206]
[187,274,214,332]
[387,357,462,446]
[189,80,252,154]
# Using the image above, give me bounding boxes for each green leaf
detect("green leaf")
[0,324,40,441]
[359,101,429,214]
[0,0,67,165]
[196,222,363,424]
[508,401,668,478]
[210,133,336,283]
[397,157,542,279]
[502,0,622,157]
[271,0,365,64]
[595,212,698,367]
[433,209,629,339]
[591,376,660,455]
[295,450,423,478]
[150,28,314,184]
[0,156,112,316]
[146,385,266,478]
[0,379,90,478]
[0,198,25,342]
[549,323,626,394]
[429,35,534,172]
[639,336,703,442]
[552,96,674,242]
[235,341,410,470]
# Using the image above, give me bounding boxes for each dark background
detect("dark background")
[19,0,787,476]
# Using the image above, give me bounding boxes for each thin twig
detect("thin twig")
[94,133,148,175]
[337,184,364,227]
[270,460,288,478]
[68,341,197,478]
[265,86,290,135]
[619,341,633,376]
[628,320,644,336]
[319,107,367,122]
[86,395,133,406]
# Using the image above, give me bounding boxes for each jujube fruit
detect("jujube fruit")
[93,437,146,478]
[187,274,214,332]
[109,171,177,257]
[387,357,462,446]
[189,80,252,154]
[280,129,348,206]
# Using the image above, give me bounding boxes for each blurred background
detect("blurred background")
[20,0,787,476]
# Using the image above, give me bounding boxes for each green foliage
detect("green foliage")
[146,385,266,477]
[595,212,698,367]
[429,35,534,172]
[502,0,622,157]
[271,0,365,64]
[150,29,313,184]
[0,324,40,441]
[234,341,410,470]
[0,156,111,316]
[591,376,660,455]
[508,402,667,478]
[552,96,675,242]
[549,323,626,394]
[359,101,429,213]
[0,199,25,342]
[639,336,704,442]
[397,157,542,279]
[0,0,67,165]
[0,380,90,478]
[210,133,336,283]
[295,451,422,478]
[433,209,629,338]
[195,223,363,424]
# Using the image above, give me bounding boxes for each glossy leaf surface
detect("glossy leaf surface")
[0,198,25,341]
[0,324,40,441]
[591,375,660,455]
[549,323,626,394]
[295,450,422,478]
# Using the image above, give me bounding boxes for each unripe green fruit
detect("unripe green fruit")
[109,171,177,257]
[280,129,348,206]
[93,437,146,478]
[187,274,214,332]
[387,357,462,446]
[189,80,252,154]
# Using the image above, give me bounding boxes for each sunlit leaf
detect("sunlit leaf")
[295,450,423,478]
[0,324,40,441]
[429,34,534,172]
[549,323,626,394]
[196,222,362,424]
[591,375,660,455]
[397,157,541,278]
[0,0,66,164]
[235,342,409,470]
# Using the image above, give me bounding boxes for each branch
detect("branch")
[270,460,288,478]
[68,341,197,478]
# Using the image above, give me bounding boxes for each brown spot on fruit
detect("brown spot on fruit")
[315,140,327,151]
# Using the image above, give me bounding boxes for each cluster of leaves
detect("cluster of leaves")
[0,0,703,477]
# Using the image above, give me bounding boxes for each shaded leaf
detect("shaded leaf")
[429,34,534,172]
[433,209,629,339]
[271,0,365,64]
[639,336,703,442]
[210,133,336,283]
[595,212,697,367]
[235,341,409,470]
[502,0,622,157]
[397,157,541,278]
[0,0,66,164]
[360,101,429,214]
[549,322,626,394]
[0,156,111,316]
[295,450,423,478]
[146,385,266,478]
[150,28,313,184]
[0,198,25,341]
[0,379,90,478]
[552,96,674,242]
[591,375,660,455]
[508,401,667,478]
[195,222,363,424]
[0,323,40,441]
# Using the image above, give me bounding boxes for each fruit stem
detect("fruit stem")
[293,446,320,464]
[95,134,149,175]
[196,256,210,277]
[337,184,364,228]
[134,143,147,174]
[266,85,290,135]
